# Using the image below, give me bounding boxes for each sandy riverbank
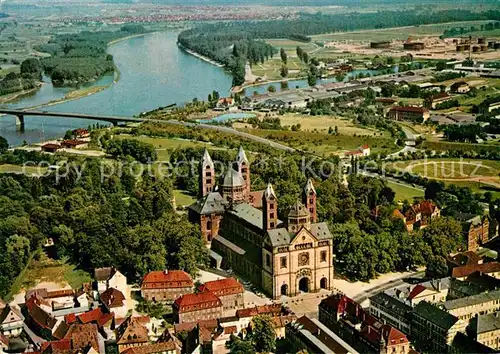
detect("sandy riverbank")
[178,43,224,68]
[0,84,43,104]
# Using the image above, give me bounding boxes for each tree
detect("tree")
[227,335,254,354]
[280,65,288,78]
[280,48,287,65]
[251,315,276,353]
[426,255,448,279]
[0,136,8,153]
[20,58,42,77]
[307,73,316,87]
[267,85,276,93]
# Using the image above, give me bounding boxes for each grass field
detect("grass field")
[114,135,220,161]
[388,159,500,178]
[0,164,47,175]
[8,253,91,300]
[386,181,424,202]
[250,57,307,80]
[265,39,318,54]
[311,20,495,42]
[420,140,500,153]
[239,129,398,157]
[174,189,196,207]
[278,114,388,137]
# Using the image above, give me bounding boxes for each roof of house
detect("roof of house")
[53,321,71,340]
[100,288,125,308]
[42,143,62,150]
[94,267,117,282]
[188,192,225,215]
[64,324,100,353]
[40,339,72,354]
[141,270,193,288]
[444,289,500,311]
[392,209,406,220]
[290,316,360,354]
[198,278,244,296]
[26,296,58,330]
[116,317,149,345]
[369,292,412,317]
[447,251,482,267]
[413,301,458,330]
[121,342,176,354]
[452,262,500,278]
[0,305,23,325]
[429,92,451,101]
[174,319,218,334]
[476,313,500,334]
[453,212,483,225]
[390,106,428,114]
[236,304,282,319]
[173,293,221,313]
[407,285,427,300]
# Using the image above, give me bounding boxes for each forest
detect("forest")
[178,32,276,86]
[36,25,146,85]
[0,138,208,298]
[178,8,499,85]
[0,58,43,96]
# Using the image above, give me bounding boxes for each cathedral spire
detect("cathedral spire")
[202,148,214,169]
[237,146,249,164]
[236,146,250,201]
[303,178,317,223]
[199,149,215,198]
[263,183,278,230]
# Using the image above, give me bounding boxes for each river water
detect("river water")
[0,31,233,146]
[0,31,399,146]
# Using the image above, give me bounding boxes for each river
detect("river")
[0,31,404,146]
[0,31,233,146]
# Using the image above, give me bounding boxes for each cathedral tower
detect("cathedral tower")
[200,149,215,198]
[236,146,250,201]
[303,178,317,223]
[263,183,278,230]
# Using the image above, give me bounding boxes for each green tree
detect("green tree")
[280,65,288,78]
[251,315,276,353]
[280,48,287,65]
[267,85,276,93]
[0,136,8,153]
[307,73,316,87]
[426,255,448,279]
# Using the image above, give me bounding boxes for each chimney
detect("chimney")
[164,269,168,275]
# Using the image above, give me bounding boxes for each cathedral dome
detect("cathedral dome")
[222,168,245,188]
[288,200,309,218]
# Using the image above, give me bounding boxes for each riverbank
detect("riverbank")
[177,43,224,68]
[0,84,42,104]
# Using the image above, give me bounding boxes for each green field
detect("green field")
[0,164,47,175]
[7,254,91,300]
[311,20,496,42]
[174,189,196,207]
[114,135,221,160]
[240,129,398,157]
[386,181,424,202]
[389,159,500,178]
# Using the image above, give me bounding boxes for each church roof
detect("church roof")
[188,192,225,215]
[201,148,214,169]
[288,200,309,218]
[237,146,248,164]
[304,178,316,195]
[264,183,277,200]
[228,203,267,230]
[222,168,245,188]
[268,222,332,247]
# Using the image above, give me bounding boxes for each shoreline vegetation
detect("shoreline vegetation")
[0,32,148,108]
[177,42,224,68]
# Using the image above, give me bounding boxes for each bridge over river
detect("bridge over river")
[0,109,295,152]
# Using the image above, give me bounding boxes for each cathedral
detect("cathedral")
[188,148,334,299]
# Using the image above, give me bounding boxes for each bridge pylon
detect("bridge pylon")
[15,114,25,132]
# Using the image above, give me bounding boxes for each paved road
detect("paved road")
[353,271,425,303]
